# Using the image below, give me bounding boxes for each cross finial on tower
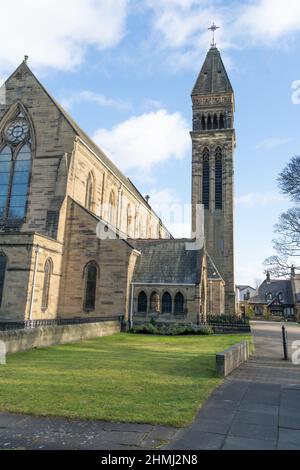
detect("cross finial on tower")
[208,23,220,47]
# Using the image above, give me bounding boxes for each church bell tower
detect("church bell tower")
[191,33,236,313]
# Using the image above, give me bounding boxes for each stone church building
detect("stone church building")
[0,44,235,325]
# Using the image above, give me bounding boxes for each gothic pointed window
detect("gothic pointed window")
[84,261,98,312]
[162,292,172,314]
[108,191,116,226]
[207,115,212,130]
[85,172,94,211]
[201,116,206,131]
[219,113,225,129]
[174,292,184,315]
[138,291,147,313]
[150,292,160,313]
[202,148,210,210]
[215,147,223,210]
[0,252,7,307]
[0,117,31,221]
[213,114,218,130]
[42,258,52,311]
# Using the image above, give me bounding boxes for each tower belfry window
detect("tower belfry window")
[215,147,223,210]
[202,148,210,210]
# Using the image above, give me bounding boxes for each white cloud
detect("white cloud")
[0,0,128,73]
[255,137,291,150]
[236,191,284,207]
[93,109,191,174]
[237,0,300,43]
[144,0,300,70]
[61,90,131,111]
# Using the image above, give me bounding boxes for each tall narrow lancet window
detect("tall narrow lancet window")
[201,116,206,131]
[138,291,147,313]
[85,172,94,211]
[207,115,212,130]
[162,292,172,314]
[215,147,223,210]
[0,117,31,221]
[219,113,225,129]
[213,114,218,130]
[108,191,116,226]
[174,292,184,315]
[42,258,52,311]
[202,148,210,210]
[0,252,7,307]
[84,262,98,312]
[150,292,160,313]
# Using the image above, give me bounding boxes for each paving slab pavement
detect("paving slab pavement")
[167,322,300,450]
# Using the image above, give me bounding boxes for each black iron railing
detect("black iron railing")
[0,316,125,331]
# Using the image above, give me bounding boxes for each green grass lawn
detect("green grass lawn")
[0,333,251,427]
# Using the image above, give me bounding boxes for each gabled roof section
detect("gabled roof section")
[131,239,203,285]
[207,254,223,281]
[249,279,294,306]
[4,61,167,228]
[192,47,233,96]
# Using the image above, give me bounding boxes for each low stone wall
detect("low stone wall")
[0,320,121,354]
[216,341,250,377]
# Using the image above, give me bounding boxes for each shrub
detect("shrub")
[130,323,214,336]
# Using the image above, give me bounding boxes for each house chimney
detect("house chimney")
[291,265,296,278]
[266,271,271,283]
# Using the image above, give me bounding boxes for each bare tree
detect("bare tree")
[278,156,300,203]
[264,157,300,277]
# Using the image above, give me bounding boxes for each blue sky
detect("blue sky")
[1,0,300,286]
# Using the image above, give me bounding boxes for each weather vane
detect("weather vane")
[208,23,220,47]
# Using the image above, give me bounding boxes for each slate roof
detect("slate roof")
[192,47,233,96]
[4,62,170,235]
[207,254,223,281]
[249,279,294,305]
[131,239,203,285]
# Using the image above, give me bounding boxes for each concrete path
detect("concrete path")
[167,322,300,450]
[0,414,178,450]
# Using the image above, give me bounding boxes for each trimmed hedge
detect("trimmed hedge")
[130,323,214,336]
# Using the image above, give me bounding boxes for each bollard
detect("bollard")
[282,325,289,361]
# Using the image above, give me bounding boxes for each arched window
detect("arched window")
[175,293,185,315]
[138,291,147,313]
[108,191,116,226]
[42,258,52,311]
[84,262,98,312]
[207,115,212,130]
[201,116,206,131]
[215,147,223,210]
[202,148,210,210]
[219,113,225,129]
[0,252,7,307]
[162,292,172,314]
[0,142,31,221]
[150,292,160,313]
[213,114,218,130]
[127,204,133,236]
[85,172,94,211]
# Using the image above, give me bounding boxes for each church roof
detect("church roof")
[249,279,294,305]
[131,239,204,285]
[2,61,169,233]
[207,254,224,281]
[192,47,233,96]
